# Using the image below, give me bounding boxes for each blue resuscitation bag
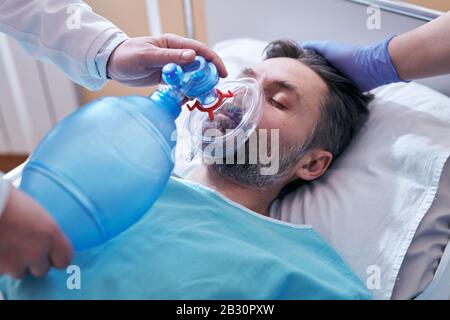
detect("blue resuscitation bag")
[19,56,220,250]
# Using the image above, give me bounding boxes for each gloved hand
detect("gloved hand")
[0,186,73,279]
[302,37,405,92]
[107,33,228,87]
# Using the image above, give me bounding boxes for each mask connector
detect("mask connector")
[186,89,234,121]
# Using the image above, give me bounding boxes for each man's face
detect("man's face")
[210,57,331,189]
[243,57,328,149]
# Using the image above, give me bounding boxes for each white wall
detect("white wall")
[204,0,450,96]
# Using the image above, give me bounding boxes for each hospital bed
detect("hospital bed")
[191,0,450,300]
[3,0,450,300]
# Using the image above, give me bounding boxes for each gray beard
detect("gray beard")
[209,140,308,190]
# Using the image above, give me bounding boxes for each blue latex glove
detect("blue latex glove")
[302,37,406,92]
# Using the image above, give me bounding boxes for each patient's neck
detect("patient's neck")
[186,166,283,217]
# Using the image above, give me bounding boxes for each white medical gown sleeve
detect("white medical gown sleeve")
[0,0,129,91]
[0,175,10,221]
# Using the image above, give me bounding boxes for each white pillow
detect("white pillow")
[174,38,450,300]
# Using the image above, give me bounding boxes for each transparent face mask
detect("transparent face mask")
[186,77,264,161]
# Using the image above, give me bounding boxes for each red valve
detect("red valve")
[186,89,234,121]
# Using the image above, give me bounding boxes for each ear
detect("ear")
[295,149,333,181]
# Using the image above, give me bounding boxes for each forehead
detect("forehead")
[254,57,328,100]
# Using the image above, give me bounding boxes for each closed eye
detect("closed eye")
[269,98,287,110]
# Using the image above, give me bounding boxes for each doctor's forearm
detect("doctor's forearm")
[0,177,10,222]
[389,11,450,80]
[0,0,125,90]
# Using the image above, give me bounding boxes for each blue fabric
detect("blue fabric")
[0,177,371,299]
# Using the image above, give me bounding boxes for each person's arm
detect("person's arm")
[0,0,228,91]
[0,0,126,90]
[105,33,228,87]
[302,11,450,91]
[390,11,450,80]
[0,179,73,279]
[0,179,9,222]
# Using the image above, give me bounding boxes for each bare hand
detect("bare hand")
[107,33,228,87]
[0,186,73,279]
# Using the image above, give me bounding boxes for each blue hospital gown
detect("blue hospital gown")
[0,177,371,299]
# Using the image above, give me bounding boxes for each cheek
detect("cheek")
[256,106,312,148]
[257,103,283,130]
[256,106,294,147]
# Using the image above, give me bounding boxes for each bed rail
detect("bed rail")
[346,0,443,21]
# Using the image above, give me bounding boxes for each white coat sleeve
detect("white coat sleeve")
[0,175,10,221]
[0,0,129,91]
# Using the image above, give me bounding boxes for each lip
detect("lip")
[215,112,239,129]
[218,109,242,125]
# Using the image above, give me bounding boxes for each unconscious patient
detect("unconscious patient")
[0,40,374,299]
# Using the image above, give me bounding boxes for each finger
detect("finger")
[161,34,228,78]
[49,230,73,270]
[0,260,8,275]
[29,258,51,278]
[9,265,28,280]
[144,48,197,67]
[114,73,162,87]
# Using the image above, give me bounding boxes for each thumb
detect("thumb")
[49,228,73,270]
[148,48,196,66]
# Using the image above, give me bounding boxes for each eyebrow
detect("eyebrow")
[239,67,301,102]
